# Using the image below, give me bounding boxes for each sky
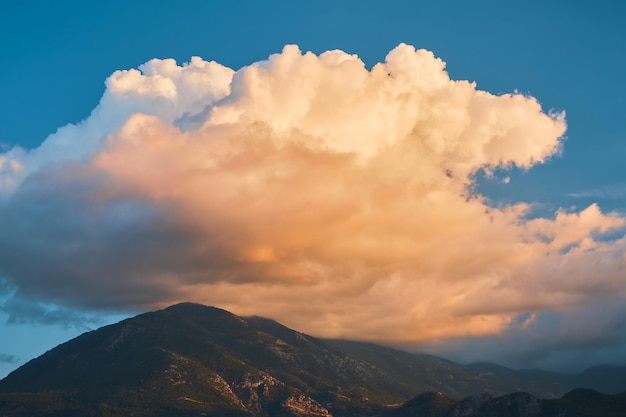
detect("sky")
[1,0,626,378]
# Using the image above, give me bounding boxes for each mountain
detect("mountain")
[0,303,625,417]
[386,389,626,417]
[325,340,626,399]
[0,303,403,416]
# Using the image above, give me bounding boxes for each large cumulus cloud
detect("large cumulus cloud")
[0,45,624,364]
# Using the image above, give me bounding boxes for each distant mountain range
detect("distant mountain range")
[0,302,624,416]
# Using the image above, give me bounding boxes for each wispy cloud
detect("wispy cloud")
[570,184,626,200]
[0,353,18,364]
[0,296,110,330]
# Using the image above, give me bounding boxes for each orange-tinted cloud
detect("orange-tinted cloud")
[0,45,624,352]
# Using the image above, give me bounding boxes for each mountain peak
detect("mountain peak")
[162,302,233,316]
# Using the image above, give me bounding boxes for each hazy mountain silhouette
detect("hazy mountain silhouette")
[387,389,626,417]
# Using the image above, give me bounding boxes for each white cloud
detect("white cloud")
[570,183,626,200]
[0,56,234,196]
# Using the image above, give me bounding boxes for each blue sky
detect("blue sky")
[1,1,626,378]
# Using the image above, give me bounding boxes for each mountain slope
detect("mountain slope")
[326,339,626,398]
[0,303,401,416]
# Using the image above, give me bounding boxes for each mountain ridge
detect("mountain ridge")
[1,302,625,417]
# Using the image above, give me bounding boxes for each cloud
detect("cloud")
[0,56,234,197]
[0,296,106,330]
[570,183,626,200]
[0,44,624,363]
[428,298,626,371]
[0,353,18,364]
